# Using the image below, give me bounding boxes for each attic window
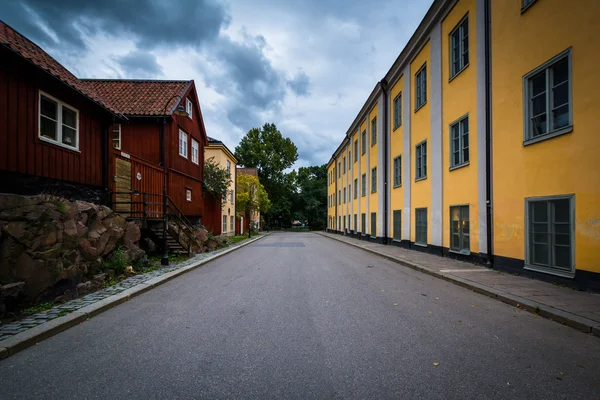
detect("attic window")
[39,91,79,150]
[186,98,193,119]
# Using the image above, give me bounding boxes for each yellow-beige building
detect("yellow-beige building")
[205,136,237,236]
[326,0,600,290]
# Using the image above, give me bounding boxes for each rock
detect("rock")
[106,269,115,280]
[124,266,135,276]
[141,237,156,253]
[63,219,78,236]
[76,221,88,236]
[0,194,39,211]
[0,282,26,298]
[207,238,219,251]
[196,228,208,243]
[92,273,106,283]
[88,218,107,240]
[123,222,141,247]
[76,281,92,296]
[123,247,145,264]
[95,232,111,255]
[97,206,112,220]
[53,295,70,303]
[79,238,99,260]
[75,201,96,213]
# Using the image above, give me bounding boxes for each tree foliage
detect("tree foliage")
[236,174,270,219]
[291,165,327,230]
[203,157,232,202]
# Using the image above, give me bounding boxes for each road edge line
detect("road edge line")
[0,233,270,360]
[316,232,597,335]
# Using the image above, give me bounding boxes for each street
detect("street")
[1,232,599,399]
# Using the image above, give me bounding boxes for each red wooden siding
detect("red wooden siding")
[168,170,203,218]
[203,193,222,235]
[0,50,109,189]
[118,121,161,165]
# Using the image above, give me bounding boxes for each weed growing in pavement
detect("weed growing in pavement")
[22,302,53,315]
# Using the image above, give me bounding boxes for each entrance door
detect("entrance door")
[115,158,132,214]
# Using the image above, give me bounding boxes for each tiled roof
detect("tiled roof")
[0,20,123,117]
[81,79,192,116]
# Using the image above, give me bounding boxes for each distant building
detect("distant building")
[236,167,262,233]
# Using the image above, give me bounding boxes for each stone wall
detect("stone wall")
[0,194,145,309]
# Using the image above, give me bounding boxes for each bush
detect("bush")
[103,248,128,275]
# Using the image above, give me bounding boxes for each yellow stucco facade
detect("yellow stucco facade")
[205,141,237,236]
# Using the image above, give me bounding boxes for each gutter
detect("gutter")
[484,0,494,266]
[380,79,389,244]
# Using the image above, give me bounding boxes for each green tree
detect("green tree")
[235,123,298,227]
[293,164,327,229]
[203,157,232,202]
[236,174,270,237]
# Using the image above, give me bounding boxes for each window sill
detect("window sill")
[39,136,80,153]
[524,263,575,279]
[415,176,427,182]
[448,63,470,83]
[414,101,427,113]
[523,125,572,146]
[520,0,537,14]
[449,161,470,171]
[414,242,428,247]
[178,154,189,160]
[393,184,402,189]
[449,249,471,256]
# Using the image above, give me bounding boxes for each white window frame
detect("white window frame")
[450,205,470,254]
[191,139,199,164]
[112,124,121,150]
[393,93,402,129]
[371,116,377,146]
[393,155,402,187]
[523,48,573,146]
[449,114,469,169]
[186,98,193,119]
[223,215,227,233]
[415,140,427,181]
[38,90,80,151]
[449,15,469,80]
[226,160,231,177]
[230,216,234,232]
[415,64,427,111]
[371,167,377,193]
[415,208,428,246]
[186,189,192,202]
[179,129,188,158]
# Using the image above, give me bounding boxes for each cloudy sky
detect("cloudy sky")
[2,0,433,168]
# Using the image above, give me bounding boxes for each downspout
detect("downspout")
[484,0,494,267]
[334,162,338,232]
[101,123,109,205]
[380,79,389,244]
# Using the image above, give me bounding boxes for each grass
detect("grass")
[22,302,53,315]
[228,235,249,245]
[102,248,128,275]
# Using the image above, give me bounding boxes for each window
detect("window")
[226,160,231,176]
[393,155,402,187]
[343,216,346,230]
[338,162,341,178]
[343,157,346,174]
[354,214,357,231]
[186,189,192,202]
[354,178,358,199]
[348,183,351,200]
[39,91,79,150]
[354,140,358,162]
[393,210,402,241]
[348,152,351,171]
[522,0,537,11]
[361,213,366,235]
[371,116,377,146]
[191,139,199,164]
[415,64,427,110]
[371,213,376,237]
[343,188,346,203]
[339,217,341,230]
[111,124,121,150]
[186,98,193,119]
[450,116,469,168]
[526,196,574,275]
[179,130,188,158]
[338,190,341,205]
[223,215,227,233]
[393,93,402,129]
[361,174,367,197]
[450,205,470,253]
[415,208,428,245]
[450,16,469,79]
[415,141,427,180]
[361,130,367,155]
[371,167,377,193]
[230,190,234,204]
[230,216,234,232]
[523,49,572,144]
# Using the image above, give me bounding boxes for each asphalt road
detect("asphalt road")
[1,232,599,399]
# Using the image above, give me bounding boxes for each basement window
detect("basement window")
[186,189,192,202]
[39,91,79,150]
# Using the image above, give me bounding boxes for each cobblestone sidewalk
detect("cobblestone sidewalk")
[0,235,263,343]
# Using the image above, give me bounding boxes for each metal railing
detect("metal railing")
[109,191,196,255]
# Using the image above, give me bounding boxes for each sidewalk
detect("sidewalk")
[318,232,600,335]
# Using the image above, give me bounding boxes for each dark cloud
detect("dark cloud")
[1,0,229,51]
[115,51,163,78]
[287,71,310,97]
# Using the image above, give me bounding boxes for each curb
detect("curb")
[317,232,599,336]
[0,233,270,360]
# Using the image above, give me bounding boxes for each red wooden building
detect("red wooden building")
[81,80,208,222]
[0,21,124,201]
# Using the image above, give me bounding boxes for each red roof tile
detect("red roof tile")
[0,20,122,117]
[81,80,192,116]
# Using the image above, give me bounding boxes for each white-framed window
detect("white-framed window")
[230,216,234,232]
[179,129,188,158]
[191,139,199,164]
[523,49,572,145]
[186,98,193,119]
[226,160,231,177]
[361,173,366,197]
[371,167,377,193]
[450,115,469,168]
[522,0,537,12]
[112,124,121,150]
[371,116,377,146]
[39,91,79,150]
[222,215,227,232]
[450,15,469,79]
[393,155,402,187]
[416,140,427,180]
[186,189,192,202]
[415,64,427,110]
[393,93,402,129]
[230,189,234,204]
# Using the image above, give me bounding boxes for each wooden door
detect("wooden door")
[115,158,132,214]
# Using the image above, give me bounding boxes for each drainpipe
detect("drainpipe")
[101,123,109,205]
[380,79,389,244]
[484,0,494,267]
[334,162,338,233]
[161,116,169,266]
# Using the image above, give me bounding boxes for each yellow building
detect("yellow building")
[326,0,600,290]
[205,137,237,236]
